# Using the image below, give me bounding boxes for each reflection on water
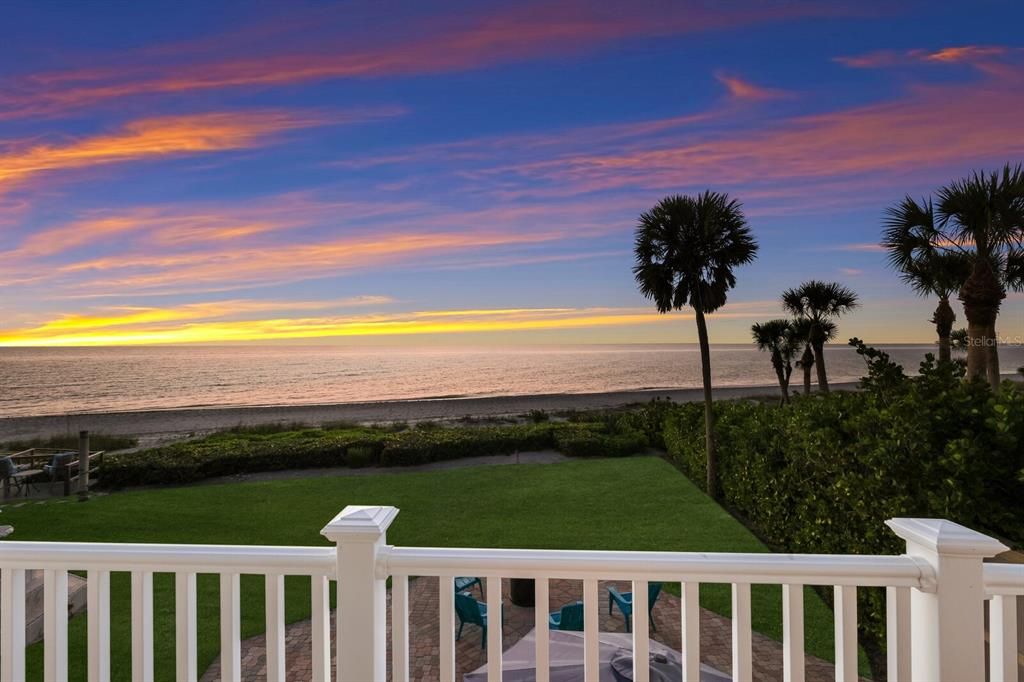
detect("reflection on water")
[1,344,1021,417]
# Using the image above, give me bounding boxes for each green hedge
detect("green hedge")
[99,420,649,488]
[554,429,648,458]
[663,353,1024,671]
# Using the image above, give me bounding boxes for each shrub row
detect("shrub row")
[663,354,1024,670]
[99,420,651,488]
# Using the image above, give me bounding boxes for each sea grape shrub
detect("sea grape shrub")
[848,337,906,394]
[663,352,1023,672]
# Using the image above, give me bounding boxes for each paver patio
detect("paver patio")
[201,577,857,681]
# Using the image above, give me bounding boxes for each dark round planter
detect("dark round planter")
[509,578,535,607]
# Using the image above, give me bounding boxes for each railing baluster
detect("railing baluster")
[535,578,550,682]
[392,575,410,682]
[486,576,503,681]
[131,570,154,682]
[833,585,857,682]
[681,581,700,682]
[632,579,650,682]
[731,583,752,681]
[265,573,286,682]
[44,569,69,681]
[175,572,198,682]
[990,594,1018,682]
[782,584,804,682]
[1,567,27,681]
[220,573,242,682]
[885,586,910,682]
[583,578,599,682]
[440,575,456,682]
[87,569,111,682]
[311,576,331,682]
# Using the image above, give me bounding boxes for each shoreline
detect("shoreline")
[0,382,860,443]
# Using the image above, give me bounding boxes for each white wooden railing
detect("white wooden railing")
[1,506,1022,682]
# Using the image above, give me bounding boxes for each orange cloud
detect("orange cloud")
[835,45,1016,69]
[714,72,790,101]
[0,111,331,192]
[0,2,855,119]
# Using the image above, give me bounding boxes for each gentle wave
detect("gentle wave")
[1,343,1021,418]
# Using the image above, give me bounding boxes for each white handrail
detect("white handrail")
[382,545,931,587]
[0,541,335,575]
[984,562,1024,595]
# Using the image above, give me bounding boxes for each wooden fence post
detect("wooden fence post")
[77,430,89,501]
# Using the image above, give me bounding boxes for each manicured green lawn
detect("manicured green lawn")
[3,457,846,680]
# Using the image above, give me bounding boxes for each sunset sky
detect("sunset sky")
[1,0,1022,346]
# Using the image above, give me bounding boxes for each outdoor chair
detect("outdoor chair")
[548,600,584,631]
[607,581,663,632]
[455,576,482,596]
[455,591,495,648]
[43,452,76,481]
[0,456,41,498]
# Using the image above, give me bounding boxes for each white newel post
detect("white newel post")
[321,505,399,682]
[886,518,1008,682]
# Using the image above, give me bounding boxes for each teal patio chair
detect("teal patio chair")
[607,582,663,633]
[548,601,584,631]
[455,576,482,596]
[455,592,493,648]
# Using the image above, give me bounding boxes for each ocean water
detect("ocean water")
[1,344,1022,418]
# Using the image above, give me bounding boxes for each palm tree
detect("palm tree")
[881,197,972,363]
[781,281,858,394]
[936,164,1024,387]
[751,319,799,405]
[791,317,836,394]
[950,327,970,351]
[634,192,758,498]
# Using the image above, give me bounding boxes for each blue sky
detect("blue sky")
[1,0,1022,345]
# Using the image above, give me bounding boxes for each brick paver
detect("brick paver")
[201,578,855,681]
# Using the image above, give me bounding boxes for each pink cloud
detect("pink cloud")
[0,2,860,120]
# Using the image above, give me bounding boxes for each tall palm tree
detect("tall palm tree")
[781,281,858,394]
[634,192,758,498]
[936,164,1024,387]
[751,319,798,405]
[790,317,836,394]
[881,197,972,362]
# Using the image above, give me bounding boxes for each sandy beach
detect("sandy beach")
[0,382,860,445]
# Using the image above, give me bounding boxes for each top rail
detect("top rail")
[382,546,932,588]
[0,541,336,576]
[984,563,1024,596]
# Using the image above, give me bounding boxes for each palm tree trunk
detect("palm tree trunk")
[800,346,813,395]
[986,323,1001,388]
[959,257,1004,384]
[773,360,788,406]
[812,339,830,394]
[694,307,718,499]
[965,319,988,381]
[933,297,955,364]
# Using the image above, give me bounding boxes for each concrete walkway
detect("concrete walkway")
[201,577,860,681]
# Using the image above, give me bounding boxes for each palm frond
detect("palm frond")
[633,192,759,314]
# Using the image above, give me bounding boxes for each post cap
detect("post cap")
[321,505,399,542]
[886,518,1008,557]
